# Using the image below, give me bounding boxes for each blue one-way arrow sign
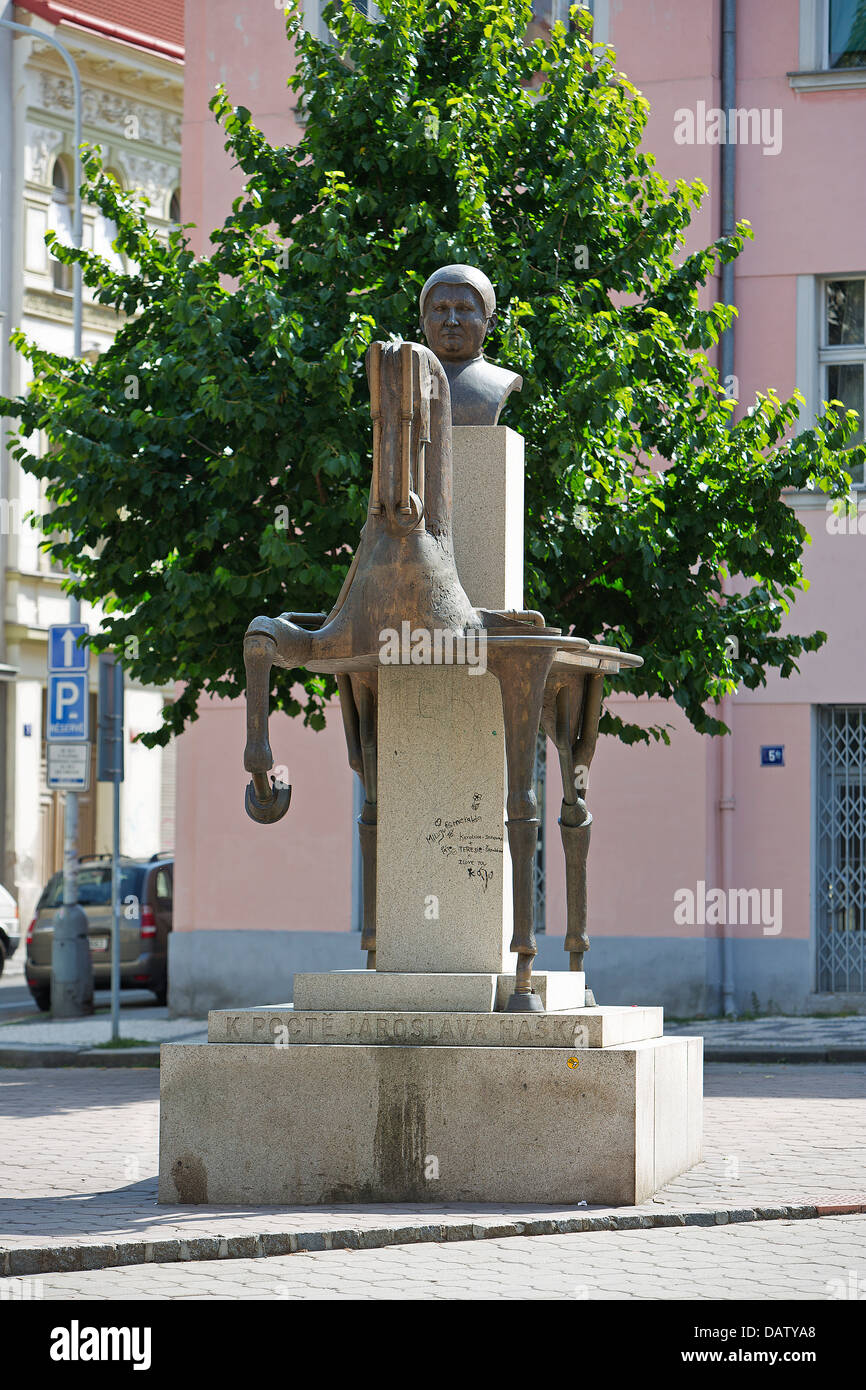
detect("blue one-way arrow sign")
[48,623,89,673]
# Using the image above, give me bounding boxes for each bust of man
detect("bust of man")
[419,264,523,426]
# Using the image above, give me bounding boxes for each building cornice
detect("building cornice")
[23,286,125,331]
[16,16,183,114]
[14,3,183,64]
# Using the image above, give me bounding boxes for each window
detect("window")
[169,189,181,224]
[39,864,145,909]
[303,0,380,40]
[50,159,73,293]
[821,277,866,479]
[792,1,866,85]
[154,867,172,903]
[529,2,592,41]
[826,0,866,68]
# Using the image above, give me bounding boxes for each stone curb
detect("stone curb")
[0,1047,160,1068]
[3,1203,865,1278]
[702,1047,866,1063]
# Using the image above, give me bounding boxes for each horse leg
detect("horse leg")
[487,642,557,1012]
[356,680,378,968]
[243,633,292,823]
[555,672,603,974]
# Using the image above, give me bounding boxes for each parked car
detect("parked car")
[0,883,20,974]
[25,853,173,1011]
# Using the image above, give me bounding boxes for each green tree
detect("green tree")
[2,0,861,747]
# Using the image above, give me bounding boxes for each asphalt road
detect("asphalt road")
[0,951,159,1021]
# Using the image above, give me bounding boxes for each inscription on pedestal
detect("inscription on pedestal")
[229,1011,586,1046]
[216,1011,593,1047]
[209,1002,664,1048]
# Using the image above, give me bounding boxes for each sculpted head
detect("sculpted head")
[419,265,497,364]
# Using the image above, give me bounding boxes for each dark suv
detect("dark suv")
[25,854,173,1010]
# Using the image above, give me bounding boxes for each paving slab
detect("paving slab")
[667,1015,866,1062]
[23,1214,866,1300]
[1,1063,865,1276]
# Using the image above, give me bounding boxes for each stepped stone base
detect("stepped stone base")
[158,1032,702,1207]
[293,969,585,1013]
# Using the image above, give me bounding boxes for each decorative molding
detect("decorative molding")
[23,288,123,331]
[786,486,866,508]
[798,0,822,70]
[38,72,182,150]
[24,123,64,185]
[788,67,866,91]
[119,153,178,206]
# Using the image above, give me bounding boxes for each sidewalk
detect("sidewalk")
[666,1015,866,1061]
[1,1063,865,1277]
[2,1008,866,1065]
[0,1008,206,1067]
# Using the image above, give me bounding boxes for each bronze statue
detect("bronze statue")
[242,330,641,1010]
[419,264,523,425]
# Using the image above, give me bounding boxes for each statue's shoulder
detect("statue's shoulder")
[482,359,523,392]
[448,357,523,425]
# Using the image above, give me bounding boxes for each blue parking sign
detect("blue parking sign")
[48,623,89,673]
[48,673,89,740]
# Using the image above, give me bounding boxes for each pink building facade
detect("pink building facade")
[169,0,866,1017]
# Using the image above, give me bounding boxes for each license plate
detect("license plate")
[89,937,109,952]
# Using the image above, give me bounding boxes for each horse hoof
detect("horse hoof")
[244,778,292,824]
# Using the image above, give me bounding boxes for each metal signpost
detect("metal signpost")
[97,652,124,1041]
[47,622,93,1017]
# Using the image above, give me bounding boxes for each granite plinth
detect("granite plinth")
[292,969,585,1013]
[159,1034,702,1207]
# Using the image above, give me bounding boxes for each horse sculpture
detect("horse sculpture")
[242,339,641,1011]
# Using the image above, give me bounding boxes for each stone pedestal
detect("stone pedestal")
[375,666,516,974]
[159,1028,702,1207]
[159,427,703,1209]
[371,427,527,984]
[452,426,524,611]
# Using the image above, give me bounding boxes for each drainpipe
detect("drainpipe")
[718,0,737,1017]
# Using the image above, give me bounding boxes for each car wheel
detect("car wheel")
[0,942,5,976]
[30,986,51,1012]
[153,984,167,1006]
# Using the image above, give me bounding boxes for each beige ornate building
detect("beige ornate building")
[0,1,184,924]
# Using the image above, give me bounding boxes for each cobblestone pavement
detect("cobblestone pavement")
[1,1065,865,1265]
[10,1214,865,1300]
[666,1016,866,1049]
